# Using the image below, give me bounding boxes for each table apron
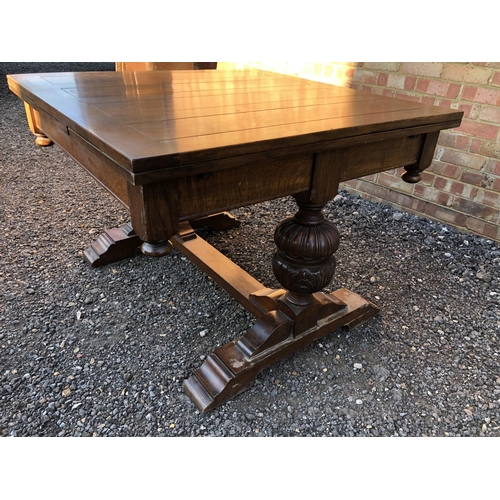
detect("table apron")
[175,155,313,219]
[34,109,434,242]
[338,134,424,182]
[36,111,132,207]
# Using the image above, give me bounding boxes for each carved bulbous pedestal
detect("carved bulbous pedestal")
[272,199,340,306]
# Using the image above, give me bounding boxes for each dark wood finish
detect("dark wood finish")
[7,69,463,412]
[83,222,142,267]
[183,288,378,413]
[172,223,268,319]
[84,213,241,268]
[401,130,441,183]
[22,62,217,147]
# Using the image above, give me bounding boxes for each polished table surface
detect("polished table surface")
[7,69,463,411]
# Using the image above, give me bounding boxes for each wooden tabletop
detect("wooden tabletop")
[8,69,462,175]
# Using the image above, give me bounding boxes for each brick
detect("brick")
[414,183,452,205]
[470,139,500,159]
[437,131,470,150]
[324,65,334,78]
[385,187,420,209]
[377,73,388,86]
[344,68,355,80]
[442,64,492,85]
[461,184,480,199]
[421,97,436,105]
[485,159,500,175]
[458,119,499,141]
[346,179,387,200]
[434,98,453,108]
[434,100,480,120]
[410,197,428,213]
[416,79,460,98]
[360,85,375,93]
[404,77,417,91]
[433,176,450,190]
[318,60,500,243]
[341,179,358,189]
[362,63,400,71]
[454,102,481,120]
[377,172,414,193]
[401,62,444,78]
[419,170,435,186]
[433,177,477,198]
[351,69,378,85]
[480,105,500,124]
[473,188,500,209]
[440,148,486,170]
[429,161,461,179]
[460,170,484,186]
[461,86,500,105]
[465,217,500,240]
[425,203,468,226]
[385,168,399,177]
[452,197,498,221]
[314,63,323,76]
[387,74,406,90]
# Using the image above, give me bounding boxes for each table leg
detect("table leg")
[83,213,241,267]
[182,196,379,412]
[24,103,52,147]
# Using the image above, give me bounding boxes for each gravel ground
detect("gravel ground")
[1,62,500,440]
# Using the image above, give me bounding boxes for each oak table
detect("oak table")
[7,69,463,412]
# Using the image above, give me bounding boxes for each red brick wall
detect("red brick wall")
[220,62,500,243]
[342,62,500,243]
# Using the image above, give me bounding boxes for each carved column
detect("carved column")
[271,195,344,335]
[273,197,340,303]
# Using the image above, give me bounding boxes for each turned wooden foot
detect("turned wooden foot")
[141,240,173,257]
[34,134,52,147]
